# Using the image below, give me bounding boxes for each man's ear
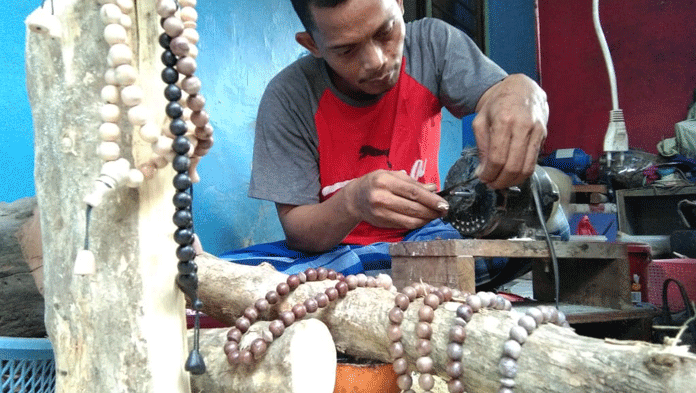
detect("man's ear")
[296,32,322,58]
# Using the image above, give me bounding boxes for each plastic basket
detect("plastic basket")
[646,259,696,311]
[0,337,55,393]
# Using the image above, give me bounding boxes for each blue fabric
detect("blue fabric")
[219,217,571,289]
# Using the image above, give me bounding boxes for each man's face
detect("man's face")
[298,0,406,99]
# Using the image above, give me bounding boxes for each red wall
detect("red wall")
[537,0,696,160]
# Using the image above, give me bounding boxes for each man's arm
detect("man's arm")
[277,170,449,252]
[472,73,549,189]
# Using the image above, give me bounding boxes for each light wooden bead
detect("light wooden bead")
[163,16,184,38]
[98,141,120,161]
[153,136,173,156]
[179,0,196,7]
[116,0,134,13]
[100,4,122,24]
[138,163,157,179]
[99,122,121,141]
[104,68,117,85]
[170,36,190,58]
[108,43,132,66]
[103,23,127,45]
[115,64,137,85]
[120,85,143,106]
[127,105,149,126]
[120,14,132,29]
[101,84,120,103]
[187,94,205,111]
[156,0,177,18]
[187,44,198,59]
[126,168,144,188]
[182,76,201,95]
[183,21,197,30]
[180,7,198,23]
[138,123,160,143]
[152,154,169,169]
[176,56,197,76]
[182,28,199,45]
[100,104,120,122]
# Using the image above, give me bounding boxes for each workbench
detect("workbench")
[390,239,657,340]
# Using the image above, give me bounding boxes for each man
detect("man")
[221,0,549,285]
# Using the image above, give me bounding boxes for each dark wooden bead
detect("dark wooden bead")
[286,274,300,290]
[223,341,238,355]
[226,349,240,365]
[396,374,413,390]
[439,286,453,302]
[305,268,318,281]
[388,342,404,359]
[446,360,463,378]
[325,287,339,301]
[250,338,268,360]
[394,293,410,311]
[279,311,295,327]
[424,293,441,309]
[254,298,269,313]
[173,173,192,191]
[235,317,250,333]
[447,342,463,361]
[456,304,473,322]
[447,379,465,393]
[239,349,253,365]
[327,269,337,280]
[226,327,241,343]
[315,293,329,308]
[418,305,434,323]
[431,289,444,303]
[276,282,290,296]
[386,324,402,342]
[316,267,328,280]
[265,291,279,304]
[415,338,431,356]
[388,307,404,324]
[269,319,285,338]
[392,357,408,374]
[449,325,466,343]
[304,298,318,313]
[402,286,417,301]
[335,272,345,281]
[292,304,307,319]
[335,281,349,297]
[243,307,258,323]
[416,322,432,339]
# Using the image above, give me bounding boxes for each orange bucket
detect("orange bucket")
[333,361,400,393]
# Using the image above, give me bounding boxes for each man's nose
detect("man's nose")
[361,41,386,73]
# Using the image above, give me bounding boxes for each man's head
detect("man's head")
[293,0,406,99]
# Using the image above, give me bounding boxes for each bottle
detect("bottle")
[630,274,641,304]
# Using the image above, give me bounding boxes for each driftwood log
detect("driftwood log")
[193,253,696,393]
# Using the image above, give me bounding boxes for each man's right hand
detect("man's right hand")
[342,170,449,230]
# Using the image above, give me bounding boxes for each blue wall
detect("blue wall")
[5,1,537,256]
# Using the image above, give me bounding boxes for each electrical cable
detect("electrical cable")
[531,171,560,310]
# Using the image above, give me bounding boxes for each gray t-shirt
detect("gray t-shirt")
[248,18,506,206]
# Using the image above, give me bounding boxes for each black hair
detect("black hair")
[291,0,350,32]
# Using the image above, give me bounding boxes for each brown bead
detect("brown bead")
[396,374,413,390]
[269,319,285,338]
[518,315,537,334]
[223,341,238,355]
[388,342,404,359]
[449,325,466,343]
[416,322,432,339]
[466,294,482,312]
[424,293,441,309]
[388,307,404,324]
[415,338,431,356]
[176,56,197,76]
[292,304,307,319]
[190,109,209,127]
[297,271,307,283]
[386,324,402,342]
[394,293,410,311]
[226,327,242,343]
[186,94,206,111]
[250,338,267,360]
[265,291,279,304]
[170,36,190,57]
[447,379,465,393]
[254,298,269,313]
[431,289,444,303]
[402,286,417,301]
[239,349,253,365]
[418,305,434,323]
[335,272,345,281]
[413,282,427,297]
[327,269,337,280]
[276,282,290,296]
[345,275,358,289]
[163,16,184,37]
[315,293,329,308]
[287,274,301,290]
[447,342,463,361]
[226,349,240,365]
[243,307,258,323]
[439,286,453,302]
[416,356,433,373]
[446,360,463,378]
[456,304,473,322]
[279,311,295,327]
[392,357,408,374]
[498,357,518,378]
[305,268,318,281]
[235,317,250,333]
[509,325,528,344]
[418,374,435,391]
[316,267,328,280]
[304,298,318,313]
[335,281,349,297]
[325,287,339,301]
